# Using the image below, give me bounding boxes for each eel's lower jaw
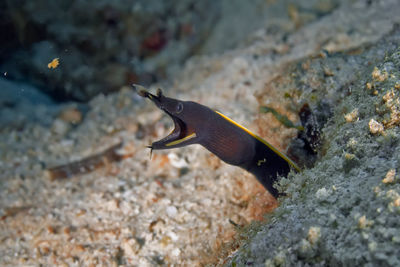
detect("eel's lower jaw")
[149,116,186,150]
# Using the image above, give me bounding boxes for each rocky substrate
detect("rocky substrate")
[1,0,400,266]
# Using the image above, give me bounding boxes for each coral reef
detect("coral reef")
[229,24,400,267]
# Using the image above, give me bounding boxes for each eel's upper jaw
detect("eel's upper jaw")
[134,85,196,150]
[133,84,164,109]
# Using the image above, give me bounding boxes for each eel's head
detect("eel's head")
[134,85,199,150]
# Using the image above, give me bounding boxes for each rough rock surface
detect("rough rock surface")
[1,0,400,266]
[229,30,400,267]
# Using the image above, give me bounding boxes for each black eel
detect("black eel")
[135,86,300,197]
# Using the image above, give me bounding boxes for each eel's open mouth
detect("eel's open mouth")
[134,85,193,150]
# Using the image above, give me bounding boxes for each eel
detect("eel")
[135,86,300,197]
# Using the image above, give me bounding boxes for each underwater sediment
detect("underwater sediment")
[1,0,400,266]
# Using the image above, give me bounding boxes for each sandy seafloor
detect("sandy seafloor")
[1,0,400,266]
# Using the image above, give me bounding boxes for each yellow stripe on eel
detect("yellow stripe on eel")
[215,111,300,172]
[166,133,197,147]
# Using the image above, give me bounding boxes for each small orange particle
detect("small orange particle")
[48,58,60,69]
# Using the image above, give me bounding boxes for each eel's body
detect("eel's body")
[135,86,299,197]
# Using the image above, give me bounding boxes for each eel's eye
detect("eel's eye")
[176,102,183,114]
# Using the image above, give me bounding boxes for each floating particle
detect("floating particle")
[48,58,60,69]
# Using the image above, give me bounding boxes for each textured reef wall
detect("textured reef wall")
[229,23,400,267]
